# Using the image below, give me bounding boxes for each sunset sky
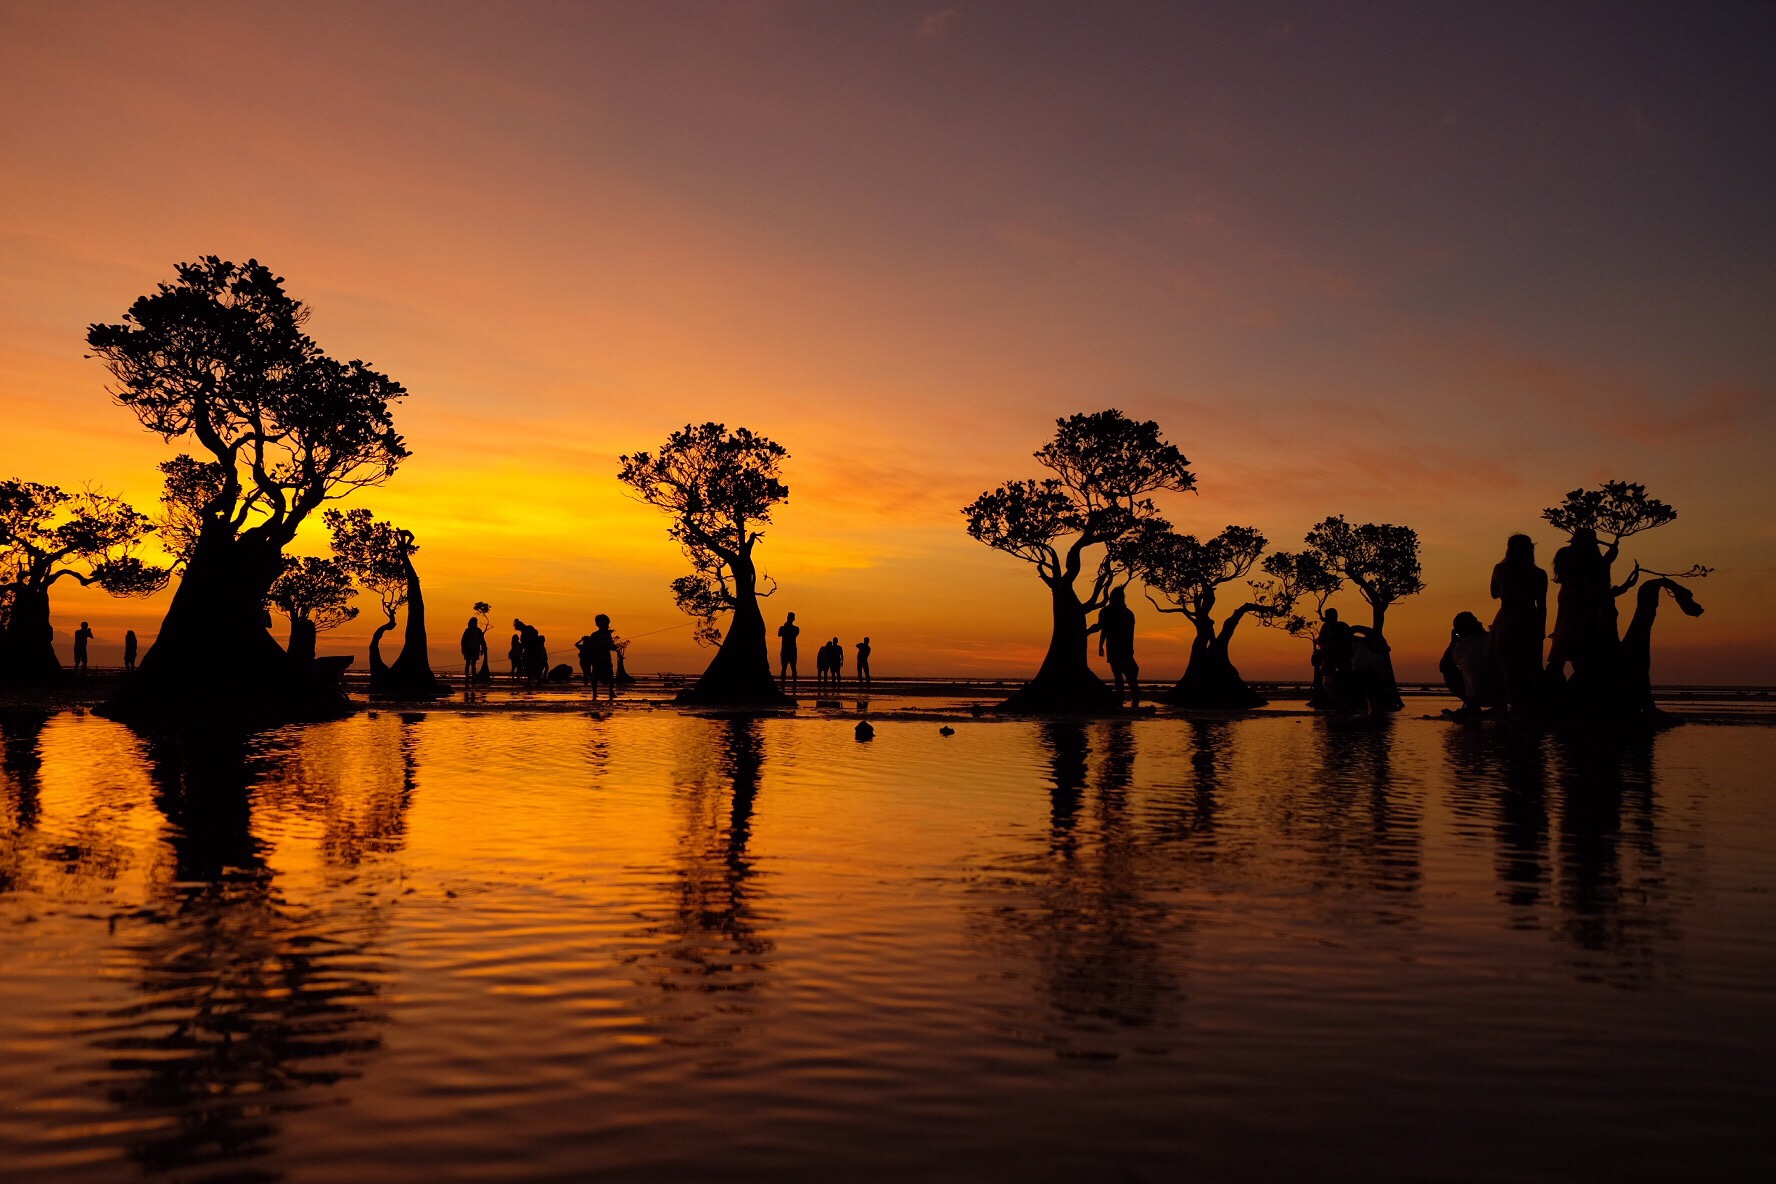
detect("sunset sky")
[4,1,1773,683]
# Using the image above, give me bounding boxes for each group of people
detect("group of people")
[1310,608,1396,713]
[58,622,137,675]
[1438,529,1701,717]
[456,615,625,700]
[776,611,872,692]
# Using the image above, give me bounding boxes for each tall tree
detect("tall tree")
[963,410,1192,712]
[618,423,792,706]
[1301,516,1424,710]
[0,481,166,684]
[1136,525,1271,707]
[86,257,407,724]
[265,556,357,666]
[325,508,445,699]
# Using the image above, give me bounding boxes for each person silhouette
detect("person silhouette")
[1090,588,1139,705]
[1489,533,1547,714]
[828,637,844,689]
[1439,611,1496,715]
[1315,607,1354,705]
[856,636,871,685]
[123,629,138,672]
[586,613,618,701]
[1548,527,1615,691]
[460,616,486,700]
[508,628,524,682]
[778,612,801,688]
[73,621,93,672]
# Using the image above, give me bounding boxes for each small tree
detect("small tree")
[0,481,166,684]
[1136,525,1271,707]
[1301,516,1424,710]
[617,423,791,706]
[963,410,1192,712]
[86,257,407,724]
[326,508,445,699]
[265,556,358,665]
[1249,549,1343,701]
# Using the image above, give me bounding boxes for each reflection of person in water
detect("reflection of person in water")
[1089,587,1139,705]
[778,612,800,688]
[1489,534,1547,714]
[73,621,93,672]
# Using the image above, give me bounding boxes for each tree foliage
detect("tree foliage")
[85,257,409,552]
[1137,525,1268,624]
[963,410,1193,606]
[323,508,413,616]
[617,423,788,644]
[0,479,167,600]
[266,555,358,632]
[1302,516,1424,623]
[1542,480,1676,542]
[1249,549,1342,641]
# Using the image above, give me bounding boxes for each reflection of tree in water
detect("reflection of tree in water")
[1148,719,1227,852]
[1550,732,1674,982]
[1443,726,1551,914]
[0,711,48,894]
[254,713,420,871]
[972,721,1183,1052]
[1442,726,1677,984]
[89,730,390,1181]
[628,717,773,1043]
[1301,719,1423,916]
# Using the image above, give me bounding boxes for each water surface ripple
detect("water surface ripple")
[1,707,1771,1181]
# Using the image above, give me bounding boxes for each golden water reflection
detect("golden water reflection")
[0,707,1772,1181]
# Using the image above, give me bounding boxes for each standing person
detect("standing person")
[574,633,595,685]
[1548,527,1614,690]
[1314,608,1354,708]
[123,629,138,672]
[460,616,486,701]
[586,614,618,701]
[856,636,872,686]
[828,637,845,690]
[508,627,524,682]
[1091,588,1138,706]
[778,611,801,689]
[1489,534,1547,714]
[73,621,93,673]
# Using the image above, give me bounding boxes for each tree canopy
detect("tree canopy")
[323,508,412,618]
[266,556,358,632]
[964,410,1193,601]
[0,480,166,600]
[1137,525,1268,625]
[86,257,409,552]
[1248,549,1342,641]
[1543,480,1676,542]
[1302,516,1424,626]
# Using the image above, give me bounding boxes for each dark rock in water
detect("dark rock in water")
[548,664,574,683]
[855,720,875,741]
[939,725,955,736]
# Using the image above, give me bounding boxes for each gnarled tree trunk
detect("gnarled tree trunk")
[0,585,62,685]
[373,554,447,700]
[675,560,792,707]
[999,580,1116,713]
[101,522,348,726]
[1169,604,1266,709]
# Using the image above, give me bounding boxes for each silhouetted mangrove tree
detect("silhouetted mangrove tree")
[86,258,407,725]
[1136,524,1272,708]
[964,410,1192,713]
[618,423,793,706]
[326,508,447,699]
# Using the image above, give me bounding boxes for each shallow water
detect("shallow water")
[1,704,1771,1182]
